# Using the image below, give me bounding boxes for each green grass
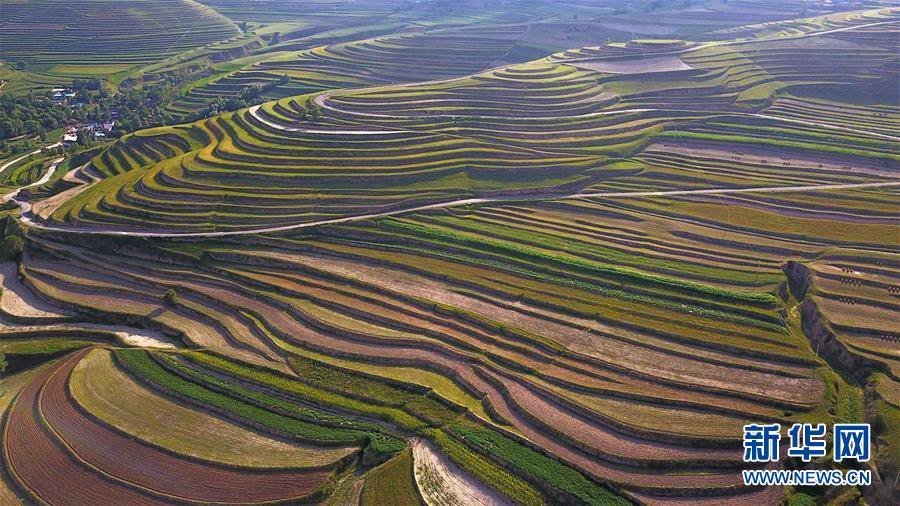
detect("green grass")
[413,212,781,287]
[382,220,779,305]
[287,354,459,427]
[224,316,494,422]
[180,351,430,432]
[448,423,630,505]
[361,449,423,506]
[429,429,546,506]
[330,235,784,332]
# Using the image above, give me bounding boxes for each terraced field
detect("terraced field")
[0,0,238,91]
[40,9,899,234]
[167,26,536,116]
[164,0,851,119]
[0,1,897,505]
[9,175,896,503]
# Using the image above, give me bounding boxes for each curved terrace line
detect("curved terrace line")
[17,180,900,238]
[310,92,900,142]
[550,18,900,61]
[684,18,900,53]
[296,17,899,142]
[247,105,402,135]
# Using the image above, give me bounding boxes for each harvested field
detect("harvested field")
[0,362,54,505]
[3,349,164,504]
[0,261,72,320]
[569,56,694,74]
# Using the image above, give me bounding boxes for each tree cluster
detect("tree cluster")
[3,68,290,149]
[0,94,71,141]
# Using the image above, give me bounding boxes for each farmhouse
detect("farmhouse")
[62,129,78,144]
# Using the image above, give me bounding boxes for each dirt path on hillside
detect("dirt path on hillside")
[0,143,62,201]
[411,438,511,506]
[30,162,95,219]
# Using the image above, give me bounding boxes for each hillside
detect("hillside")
[0,2,897,505]
[0,0,238,91]
[44,10,899,233]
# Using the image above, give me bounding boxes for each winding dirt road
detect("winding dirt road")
[0,142,62,200]
[8,156,65,213]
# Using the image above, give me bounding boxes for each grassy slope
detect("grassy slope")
[361,448,423,506]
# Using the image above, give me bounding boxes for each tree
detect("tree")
[76,89,92,104]
[0,235,24,262]
[76,129,94,147]
[163,288,178,306]
[23,120,41,136]
[0,121,15,139]
[0,352,6,377]
[240,21,248,32]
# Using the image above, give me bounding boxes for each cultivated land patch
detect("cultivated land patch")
[568,56,695,74]
[0,2,897,505]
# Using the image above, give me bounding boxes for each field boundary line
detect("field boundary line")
[18,180,900,238]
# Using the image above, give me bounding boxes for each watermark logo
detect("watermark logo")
[833,424,870,462]
[743,423,781,463]
[787,423,827,462]
[741,423,872,487]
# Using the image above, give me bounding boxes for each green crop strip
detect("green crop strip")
[114,349,404,457]
[179,351,429,432]
[703,121,895,150]
[287,354,460,427]
[383,220,778,305]
[328,236,785,332]
[418,213,781,287]
[361,448,423,506]
[429,429,547,506]
[448,423,631,505]
[170,352,426,431]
